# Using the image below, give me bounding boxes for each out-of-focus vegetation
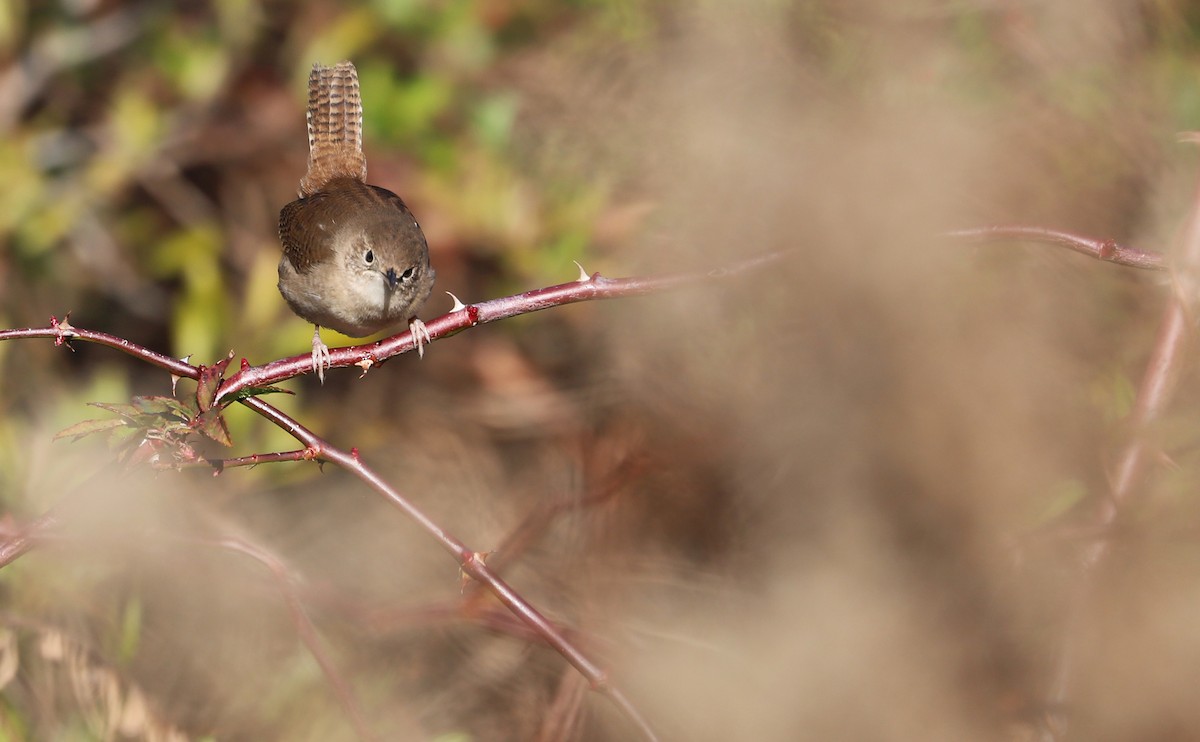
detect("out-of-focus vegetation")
[0,0,641,490]
[5,0,1200,740]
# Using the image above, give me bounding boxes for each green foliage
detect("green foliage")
[1090,367,1137,424]
[358,62,455,148]
[152,227,230,361]
[153,28,231,101]
[116,596,143,666]
[1031,479,1089,528]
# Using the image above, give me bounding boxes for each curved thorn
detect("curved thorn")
[171,355,192,395]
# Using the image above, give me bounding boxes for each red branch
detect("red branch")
[948,226,1167,271]
[214,253,782,403]
[1038,182,1200,739]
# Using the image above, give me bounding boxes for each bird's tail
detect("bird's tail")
[299,61,367,196]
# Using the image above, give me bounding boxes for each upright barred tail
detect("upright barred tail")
[299,61,367,196]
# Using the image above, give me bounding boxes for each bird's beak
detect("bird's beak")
[384,267,399,289]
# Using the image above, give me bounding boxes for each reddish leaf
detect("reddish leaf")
[53,417,127,442]
[196,353,233,412]
[194,409,232,447]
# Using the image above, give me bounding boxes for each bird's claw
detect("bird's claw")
[410,318,431,358]
[311,327,333,383]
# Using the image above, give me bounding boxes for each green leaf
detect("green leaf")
[53,417,127,442]
[223,385,294,403]
[117,597,142,664]
[1032,480,1088,527]
[108,425,140,447]
[153,227,230,360]
[131,395,192,418]
[472,94,517,152]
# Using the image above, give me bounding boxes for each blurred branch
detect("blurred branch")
[540,669,589,742]
[1037,177,1200,739]
[242,395,660,741]
[208,535,380,742]
[460,451,643,610]
[948,226,1168,271]
[949,218,1191,741]
[0,511,58,569]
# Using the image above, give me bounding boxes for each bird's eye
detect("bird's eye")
[364,249,374,264]
[401,267,415,280]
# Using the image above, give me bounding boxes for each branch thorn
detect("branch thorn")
[459,551,494,593]
[446,291,467,313]
[171,355,191,395]
[50,313,77,348]
[573,261,590,282]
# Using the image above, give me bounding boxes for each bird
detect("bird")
[277,61,435,382]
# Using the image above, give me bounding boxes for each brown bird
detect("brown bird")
[278,61,435,381]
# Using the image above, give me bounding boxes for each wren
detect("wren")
[277,61,435,381]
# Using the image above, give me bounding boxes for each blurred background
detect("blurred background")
[3,0,1200,739]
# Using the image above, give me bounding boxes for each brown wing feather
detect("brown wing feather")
[298,61,367,196]
[278,193,334,273]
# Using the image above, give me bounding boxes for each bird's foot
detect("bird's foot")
[311,326,333,383]
[410,318,431,358]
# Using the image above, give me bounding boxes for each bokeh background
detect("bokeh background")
[3,0,1200,740]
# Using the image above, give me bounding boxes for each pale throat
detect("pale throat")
[350,268,392,310]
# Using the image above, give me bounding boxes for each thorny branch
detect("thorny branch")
[208,536,381,742]
[1034,186,1200,739]
[947,226,1168,271]
[213,251,783,403]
